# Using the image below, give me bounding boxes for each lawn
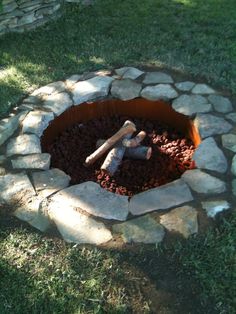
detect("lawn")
[0,0,236,313]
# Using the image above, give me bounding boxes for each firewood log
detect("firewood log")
[84,120,136,166]
[122,130,146,147]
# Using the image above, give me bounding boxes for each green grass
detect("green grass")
[0,0,236,117]
[0,212,235,314]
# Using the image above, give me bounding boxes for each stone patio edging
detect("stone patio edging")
[0,66,235,246]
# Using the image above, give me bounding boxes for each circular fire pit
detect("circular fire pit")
[0,67,234,246]
[41,99,200,196]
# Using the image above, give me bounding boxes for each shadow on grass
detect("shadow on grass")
[0,0,236,118]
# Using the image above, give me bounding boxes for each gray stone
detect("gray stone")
[193,137,227,173]
[182,169,226,194]
[11,153,51,170]
[14,197,51,232]
[194,114,232,138]
[112,215,165,244]
[0,155,6,165]
[208,95,233,113]
[43,92,73,116]
[49,206,112,245]
[0,167,6,175]
[222,134,236,152]
[22,110,54,137]
[232,179,236,197]
[18,12,36,26]
[172,94,211,115]
[143,72,173,84]
[0,111,28,146]
[175,81,195,91]
[65,74,82,89]
[23,95,41,105]
[226,113,236,123]
[141,84,178,101]
[32,168,71,197]
[111,79,142,100]
[115,67,144,80]
[6,134,41,157]
[160,206,198,238]
[72,75,114,105]
[0,173,35,205]
[231,155,236,176]
[192,84,215,94]
[31,81,66,96]
[49,181,129,221]
[129,179,193,216]
[201,200,230,218]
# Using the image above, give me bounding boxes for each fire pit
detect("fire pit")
[0,67,233,246]
[41,99,200,196]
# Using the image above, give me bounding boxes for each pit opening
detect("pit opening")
[41,99,201,196]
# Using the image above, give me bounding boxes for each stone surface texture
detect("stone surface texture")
[48,181,129,221]
[6,134,41,156]
[0,66,234,247]
[160,206,198,238]
[194,114,232,138]
[111,79,142,100]
[193,137,228,173]
[129,179,193,215]
[112,215,165,244]
[182,170,226,194]
[141,84,178,101]
[172,94,211,115]
[32,168,71,197]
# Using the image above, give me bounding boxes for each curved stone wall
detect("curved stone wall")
[0,0,83,36]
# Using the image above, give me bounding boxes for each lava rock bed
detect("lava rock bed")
[43,116,196,196]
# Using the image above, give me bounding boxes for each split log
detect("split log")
[122,130,146,147]
[96,139,152,160]
[84,120,136,166]
[100,134,132,176]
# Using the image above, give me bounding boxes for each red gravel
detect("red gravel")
[43,115,196,196]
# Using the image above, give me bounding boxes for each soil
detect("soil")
[43,115,196,196]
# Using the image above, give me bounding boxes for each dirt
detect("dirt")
[43,115,195,196]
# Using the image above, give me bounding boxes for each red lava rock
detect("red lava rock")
[42,115,196,196]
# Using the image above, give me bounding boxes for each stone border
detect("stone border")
[0,66,235,246]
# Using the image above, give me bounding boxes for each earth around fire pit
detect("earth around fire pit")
[0,67,234,246]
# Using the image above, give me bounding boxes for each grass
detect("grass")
[0,0,236,117]
[0,212,235,314]
[0,1,236,313]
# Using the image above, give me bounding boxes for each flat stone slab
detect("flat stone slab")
[112,215,165,244]
[111,79,142,100]
[201,200,230,218]
[49,206,112,245]
[175,81,195,91]
[172,94,211,115]
[208,95,233,113]
[231,155,236,175]
[182,169,226,194]
[0,155,6,165]
[141,84,178,101]
[0,111,28,146]
[226,113,236,123]
[14,197,50,232]
[49,181,129,221]
[43,92,73,116]
[129,179,193,216]
[115,67,144,80]
[143,72,173,84]
[0,173,35,205]
[160,206,198,238]
[22,110,54,137]
[193,137,228,173]
[72,76,114,104]
[31,81,66,96]
[194,114,232,138]
[222,134,236,152]
[11,153,51,170]
[65,74,82,89]
[32,168,71,197]
[6,134,41,157]
[192,84,215,94]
